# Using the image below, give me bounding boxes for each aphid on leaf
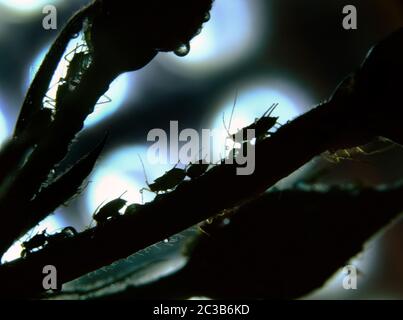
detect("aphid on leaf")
[55,51,92,104]
[139,156,186,197]
[46,44,109,108]
[93,192,127,225]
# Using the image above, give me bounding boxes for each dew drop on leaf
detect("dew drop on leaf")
[174,43,191,57]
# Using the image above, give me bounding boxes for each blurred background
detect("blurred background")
[0,0,403,299]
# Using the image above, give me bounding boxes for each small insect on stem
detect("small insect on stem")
[21,226,77,257]
[46,226,78,247]
[225,103,280,144]
[93,191,127,226]
[138,156,186,201]
[55,51,92,106]
[50,43,110,109]
[21,230,48,257]
[185,153,211,180]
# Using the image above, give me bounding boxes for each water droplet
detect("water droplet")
[203,12,211,22]
[72,33,79,39]
[164,238,169,243]
[174,43,191,57]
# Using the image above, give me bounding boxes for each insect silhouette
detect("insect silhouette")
[93,192,127,225]
[224,103,279,144]
[21,227,77,257]
[139,156,186,200]
[185,157,210,180]
[21,230,48,257]
[43,43,110,108]
[47,227,77,246]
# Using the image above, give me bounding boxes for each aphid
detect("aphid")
[144,166,186,193]
[139,156,186,196]
[46,226,78,247]
[62,45,113,105]
[185,158,210,180]
[55,51,92,104]
[45,44,109,108]
[93,193,127,225]
[21,226,78,257]
[225,103,279,144]
[21,230,48,257]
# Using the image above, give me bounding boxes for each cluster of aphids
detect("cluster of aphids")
[21,227,77,257]
[91,160,211,226]
[140,160,211,194]
[91,103,281,226]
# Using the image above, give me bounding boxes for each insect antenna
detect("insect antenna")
[64,43,88,63]
[138,155,151,204]
[261,102,278,118]
[222,89,238,137]
[89,199,107,228]
[223,90,239,154]
[138,155,150,186]
[117,190,128,199]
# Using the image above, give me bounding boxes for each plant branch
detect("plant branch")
[0,75,397,297]
[95,184,403,299]
[14,3,94,137]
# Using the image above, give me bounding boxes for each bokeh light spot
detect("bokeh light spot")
[0,0,60,13]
